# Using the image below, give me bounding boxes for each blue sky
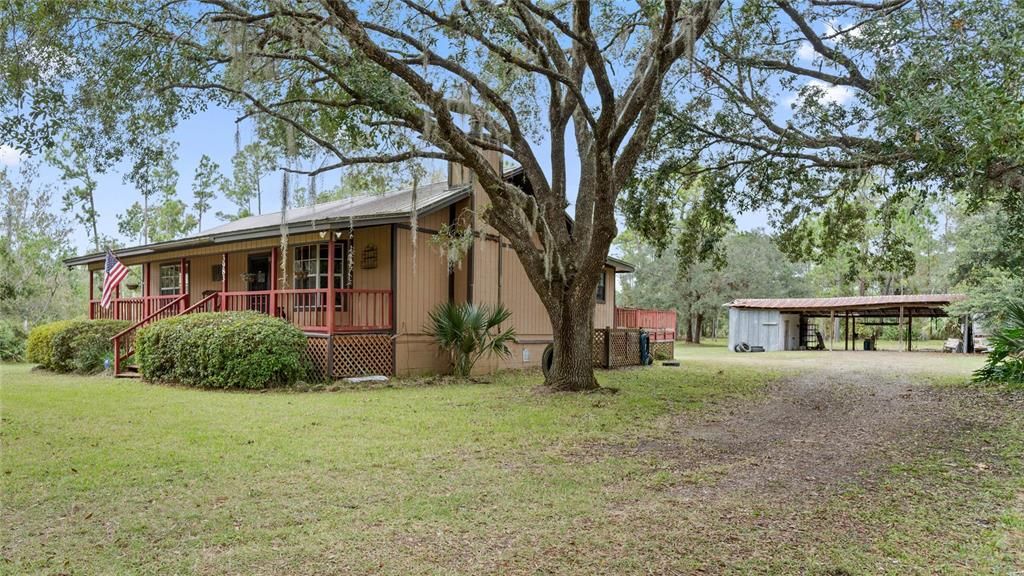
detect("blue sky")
[2,100,772,254]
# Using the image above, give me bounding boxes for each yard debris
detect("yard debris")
[343,375,389,383]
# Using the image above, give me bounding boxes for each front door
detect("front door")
[247,254,270,291]
[246,254,271,313]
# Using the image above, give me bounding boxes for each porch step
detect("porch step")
[115,366,141,378]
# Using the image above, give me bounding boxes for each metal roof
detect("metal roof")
[606,255,635,274]
[727,294,966,311]
[201,181,459,236]
[64,182,469,266]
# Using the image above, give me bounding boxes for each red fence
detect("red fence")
[614,307,677,341]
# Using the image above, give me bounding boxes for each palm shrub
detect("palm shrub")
[425,301,516,378]
[973,301,1024,385]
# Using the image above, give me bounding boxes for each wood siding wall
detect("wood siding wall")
[394,217,451,376]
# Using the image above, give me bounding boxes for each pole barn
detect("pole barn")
[725,294,969,353]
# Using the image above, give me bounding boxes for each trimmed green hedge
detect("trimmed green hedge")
[26,320,75,368]
[136,312,307,389]
[26,319,129,373]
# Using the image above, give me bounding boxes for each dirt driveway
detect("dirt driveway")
[594,353,1024,573]
[639,363,1007,500]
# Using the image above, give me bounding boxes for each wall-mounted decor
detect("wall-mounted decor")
[212,264,223,282]
[361,244,378,269]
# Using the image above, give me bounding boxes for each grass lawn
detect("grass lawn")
[2,349,1022,574]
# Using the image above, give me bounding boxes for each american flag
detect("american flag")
[101,249,130,309]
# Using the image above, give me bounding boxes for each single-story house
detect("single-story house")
[66,154,652,378]
[726,294,969,352]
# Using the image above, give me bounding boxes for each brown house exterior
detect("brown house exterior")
[67,160,635,378]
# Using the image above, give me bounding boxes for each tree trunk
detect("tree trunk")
[545,292,599,391]
[686,315,694,343]
[693,313,704,345]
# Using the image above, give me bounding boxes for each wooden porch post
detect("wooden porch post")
[88,269,95,319]
[270,247,278,316]
[327,233,336,332]
[113,283,120,320]
[179,257,187,313]
[143,262,151,317]
[220,253,228,311]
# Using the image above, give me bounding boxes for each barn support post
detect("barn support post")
[829,309,835,351]
[962,315,970,355]
[898,306,904,352]
[844,313,850,351]
[851,316,856,351]
[906,310,913,352]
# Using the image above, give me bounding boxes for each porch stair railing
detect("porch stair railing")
[110,292,221,377]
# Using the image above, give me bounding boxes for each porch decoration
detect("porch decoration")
[360,244,378,269]
[431,222,474,273]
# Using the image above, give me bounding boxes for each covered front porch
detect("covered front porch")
[87,226,394,334]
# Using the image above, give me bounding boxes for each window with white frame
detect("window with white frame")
[292,243,351,290]
[159,263,184,295]
[595,269,607,303]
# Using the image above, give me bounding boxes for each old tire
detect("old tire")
[738,342,752,353]
[541,344,555,378]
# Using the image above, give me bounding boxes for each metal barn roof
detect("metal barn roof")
[727,294,966,313]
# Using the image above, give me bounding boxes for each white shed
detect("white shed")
[727,308,801,352]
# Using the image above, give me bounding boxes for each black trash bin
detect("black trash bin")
[639,331,652,365]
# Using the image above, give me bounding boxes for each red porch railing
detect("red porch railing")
[110,292,220,376]
[110,294,188,375]
[615,307,677,341]
[90,295,183,322]
[219,288,393,332]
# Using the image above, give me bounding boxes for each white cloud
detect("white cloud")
[0,145,25,166]
[788,79,856,107]
[796,41,817,61]
[826,21,863,43]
